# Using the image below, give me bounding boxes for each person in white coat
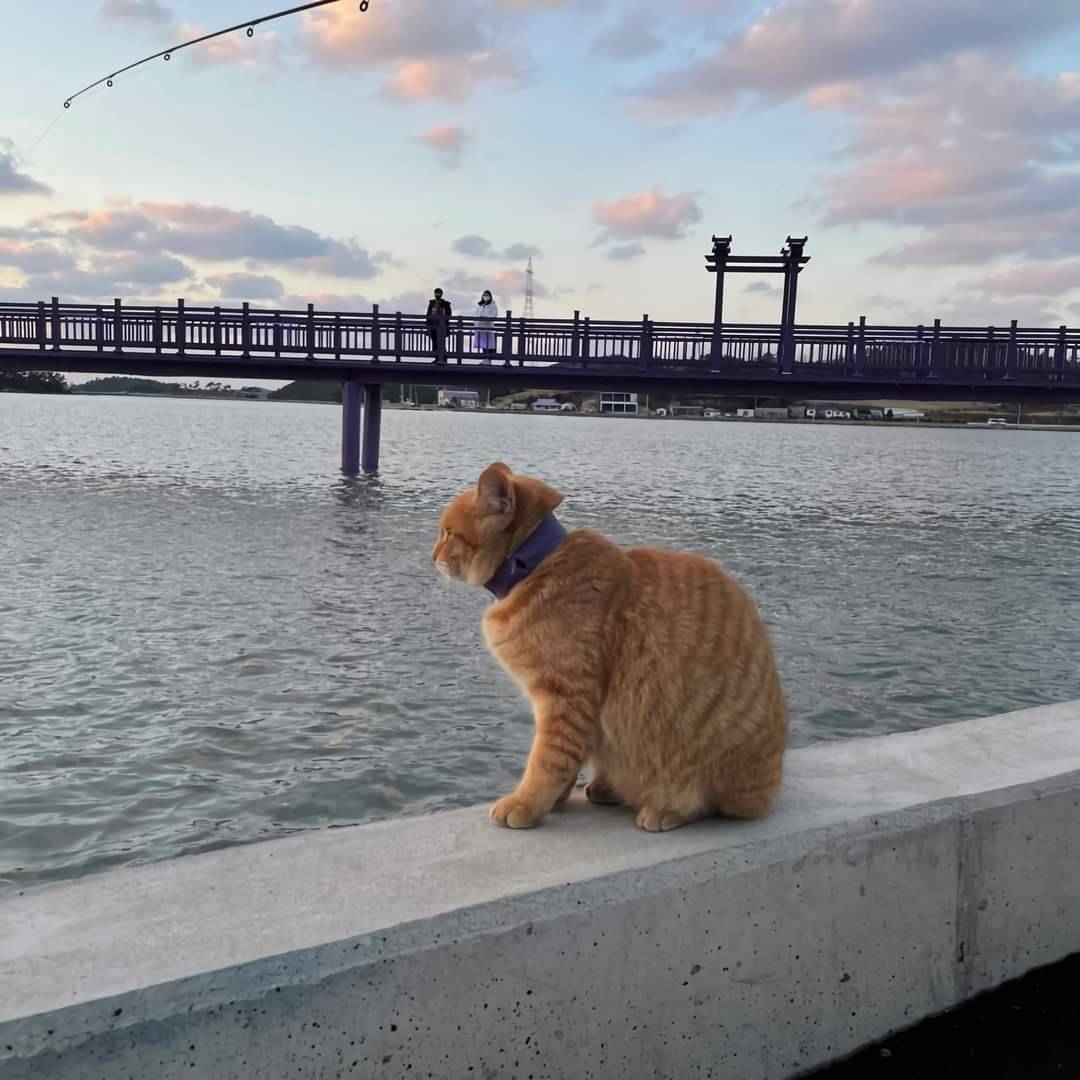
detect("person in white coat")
[473,290,498,361]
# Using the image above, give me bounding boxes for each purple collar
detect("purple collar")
[484,514,568,600]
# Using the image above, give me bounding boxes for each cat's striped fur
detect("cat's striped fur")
[433,462,788,832]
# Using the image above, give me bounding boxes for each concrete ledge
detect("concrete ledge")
[3,702,1079,1079]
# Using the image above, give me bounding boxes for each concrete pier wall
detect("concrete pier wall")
[2,701,1079,1079]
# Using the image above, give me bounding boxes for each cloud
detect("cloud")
[452,235,543,260]
[437,265,551,308]
[280,290,372,312]
[301,0,523,101]
[176,23,282,70]
[39,201,386,279]
[98,3,279,71]
[492,266,542,297]
[99,0,171,23]
[637,0,1080,115]
[502,242,542,261]
[4,248,190,301]
[817,58,1080,268]
[0,239,75,274]
[932,293,1065,329]
[4,198,387,303]
[969,260,1080,300]
[383,54,518,102]
[452,234,493,257]
[89,251,193,287]
[276,287,466,315]
[744,280,781,297]
[592,187,702,242]
[606,242,646,261]
[0,139,52,197]
[591,12,664,59]
[414,123,468,168]
[859,293,913,312]
[49,205,163,250]
[618,0,1080,291]
[207,272,286,300]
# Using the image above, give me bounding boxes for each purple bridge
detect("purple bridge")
[2,237,1078,474]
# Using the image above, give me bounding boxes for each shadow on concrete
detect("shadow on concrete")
[806,953,1080,1078]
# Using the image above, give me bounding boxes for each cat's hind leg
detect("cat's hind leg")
[715,789,775,820]
[634,790,709,833]
[584,776,622,805]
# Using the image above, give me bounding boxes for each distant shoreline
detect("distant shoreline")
[61,391,1080,431]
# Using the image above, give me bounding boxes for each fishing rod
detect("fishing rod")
[63,0,370,109]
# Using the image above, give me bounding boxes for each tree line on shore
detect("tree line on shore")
[0,371,71,394]
[5,373,1078,425]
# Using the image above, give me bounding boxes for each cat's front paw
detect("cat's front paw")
[490,793,543,829]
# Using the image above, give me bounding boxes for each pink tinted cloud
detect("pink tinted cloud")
[814,57,1080,268]
[0,238,76,274]
[384,54,516,102]
[7,193,397,304]
[99,3,278,70]
[592,187,702,242]
[176,24,281,70]
[638,0,1080,115]
[301,0,522,101]
[414,123,468,167]
[971,260,1080,299]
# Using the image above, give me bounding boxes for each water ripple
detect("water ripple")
[1,395,1079,890]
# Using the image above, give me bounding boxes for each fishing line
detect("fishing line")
[24,59,160,160]
[23,109,64,162]
[63,0,371,110]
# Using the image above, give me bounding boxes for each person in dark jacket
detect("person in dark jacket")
[426,288,452,362]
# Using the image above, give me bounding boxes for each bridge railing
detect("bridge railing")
[2,299,1079,383]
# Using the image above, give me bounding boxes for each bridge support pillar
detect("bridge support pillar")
[362,384,383,475]
[341,378,362,476]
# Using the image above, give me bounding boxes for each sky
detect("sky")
[3,0,1080,377]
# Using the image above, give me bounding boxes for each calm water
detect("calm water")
[2,395,1079,891]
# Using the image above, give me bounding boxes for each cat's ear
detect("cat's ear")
[486,462,513,477]
[477,464,515,517]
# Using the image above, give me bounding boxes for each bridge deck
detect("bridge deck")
[2,300,1079,401]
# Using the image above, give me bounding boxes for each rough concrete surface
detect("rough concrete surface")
[1,701,1078,1079]
[806,951,1080,1078]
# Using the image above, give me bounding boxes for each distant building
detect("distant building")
[532,398,560,412]
[804,405,852,420]
[754,407,789,420]
[600,391,638,415]
[438,389,479,409]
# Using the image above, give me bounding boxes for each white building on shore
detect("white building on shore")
[600,391,638,415]
[438,389,480,409]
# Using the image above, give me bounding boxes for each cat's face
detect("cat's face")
[433,464,515,587]
[433,463,563,588]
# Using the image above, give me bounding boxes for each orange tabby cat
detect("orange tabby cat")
[433,462,787,832]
